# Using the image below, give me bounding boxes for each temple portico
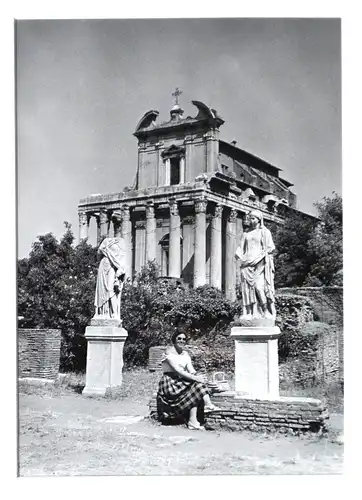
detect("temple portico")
[78,184,284,298]
[78,93,297,298]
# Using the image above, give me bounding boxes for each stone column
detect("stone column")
[210,204,223,289]
[121,205,132,280]
[169,199,181,278]
[99,210,108,241]
[96,215,101,245]
[145,202,157,262]
[225,209,237,301]
[78,211,89,242]
[194,198,207,288]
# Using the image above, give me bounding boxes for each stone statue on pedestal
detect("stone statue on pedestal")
[93,237,126,322]
[235,209,275,321]
[83,236,128,397]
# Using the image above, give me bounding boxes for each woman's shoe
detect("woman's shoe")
[204,404,221,413]
[187,422,205,430]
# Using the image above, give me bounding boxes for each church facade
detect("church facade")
[78,93,297,300]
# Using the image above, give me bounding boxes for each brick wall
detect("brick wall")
[276,287,343,386]
[278,321,343,387]
[18,329,61,380]
[277,287,343,326]
[149,393,329,433]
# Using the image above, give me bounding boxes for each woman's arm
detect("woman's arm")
[166,354,203,383]
[185,353,196,375]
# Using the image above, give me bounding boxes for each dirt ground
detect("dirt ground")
[19,385,343,476]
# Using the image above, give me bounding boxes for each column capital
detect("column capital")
[99,210,108,224]
[195,198,207,214]
[214,204,223,218]
[169,199,179,217]
[146,202,155,219]
[121,204,131,221]
[203,130,216,141]
[184,135,194,145]
[79,211,88,224]
[228,209,238,223]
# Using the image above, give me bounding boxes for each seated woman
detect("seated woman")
[157,331,220,430]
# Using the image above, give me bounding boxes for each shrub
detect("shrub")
[275,293,315,361]
[122,262,239,368]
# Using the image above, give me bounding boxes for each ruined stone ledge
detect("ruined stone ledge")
[148,392,328,433]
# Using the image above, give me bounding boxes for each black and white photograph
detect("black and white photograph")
[12,11,349,482]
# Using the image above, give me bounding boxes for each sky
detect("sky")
[16,18,341,257]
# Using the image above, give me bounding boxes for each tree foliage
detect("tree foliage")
[122,261,240,367]
[273,192,342,287]
[274,210,317,287]
[18,223,98,371]
[306,193,343,286]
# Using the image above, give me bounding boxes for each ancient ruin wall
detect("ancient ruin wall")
[18,329,61,380]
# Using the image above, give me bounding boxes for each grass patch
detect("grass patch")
[18,369,344,414]
[280,380,344,413]
[18,368,344,476]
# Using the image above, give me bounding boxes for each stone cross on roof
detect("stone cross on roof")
[172,87,182,106]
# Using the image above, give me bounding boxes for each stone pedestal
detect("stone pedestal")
[231,324,280,399]
[83,321,128,397]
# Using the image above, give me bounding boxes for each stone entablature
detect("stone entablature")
[79,183,285,224]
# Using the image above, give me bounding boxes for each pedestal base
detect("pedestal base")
[231,325,280,398]
[82,325,128,397]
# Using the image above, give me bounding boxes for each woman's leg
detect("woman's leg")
[188,406,199,426]
[203,394,212,407]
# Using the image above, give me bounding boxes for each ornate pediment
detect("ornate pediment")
[161,144,185,159]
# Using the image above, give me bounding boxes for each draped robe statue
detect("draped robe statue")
[235,210,276,319]
[93,237,127,321]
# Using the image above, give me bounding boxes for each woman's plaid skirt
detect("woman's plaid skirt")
[157,372,209,419]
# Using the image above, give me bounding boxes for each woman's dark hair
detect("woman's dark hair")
[171,331,187,345]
